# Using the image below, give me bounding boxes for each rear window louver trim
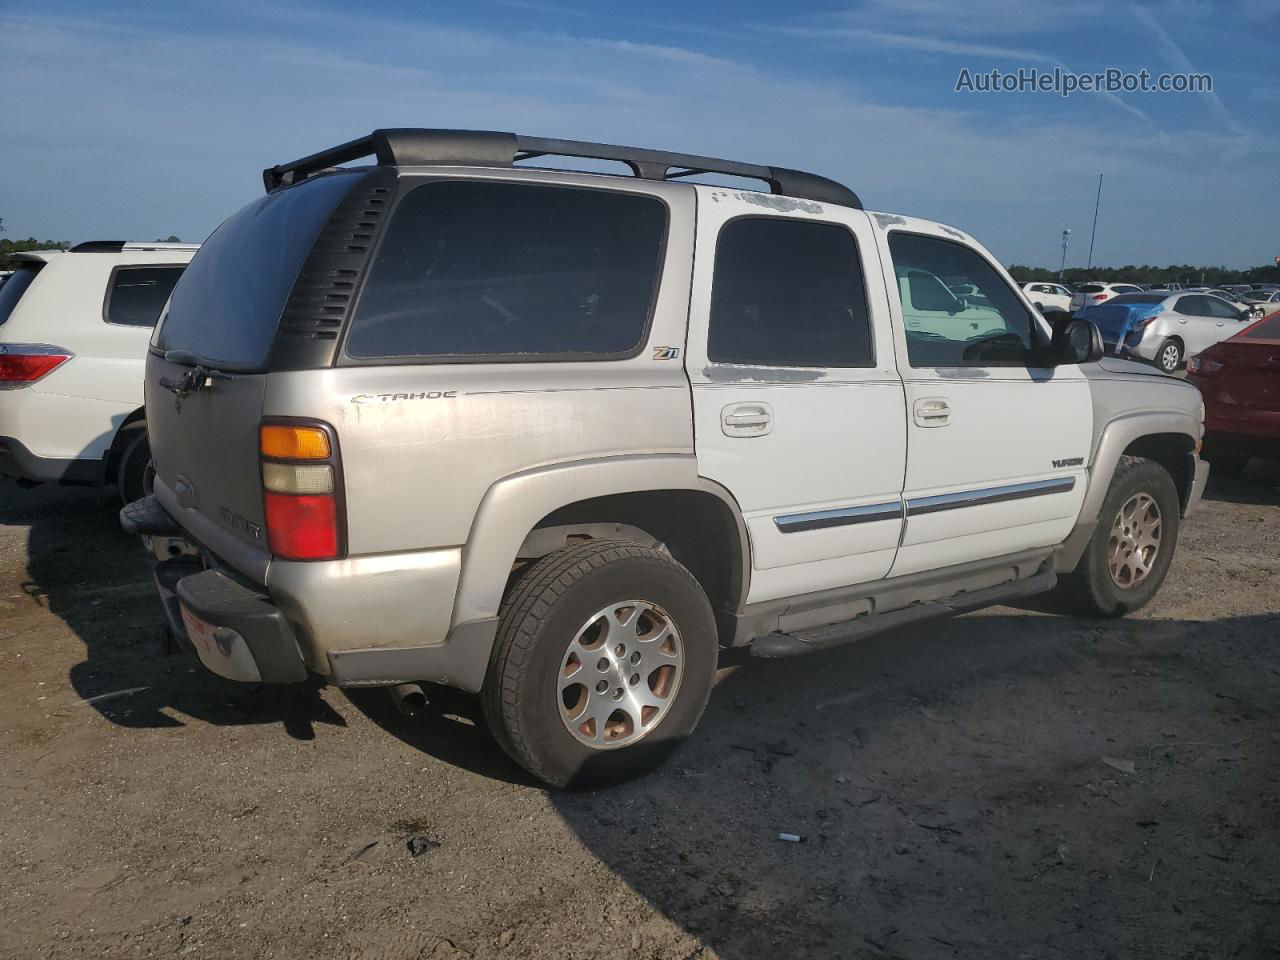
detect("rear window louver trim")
[267,170,397,369]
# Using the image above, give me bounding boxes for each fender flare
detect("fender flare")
[1082,410,1200,523]
[449,453,751,628]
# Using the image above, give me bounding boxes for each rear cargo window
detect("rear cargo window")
[1079,284,1104,293]
[104,266,185,326]
[154,172,360,369]
[0,264,41,327]
[344,181,666,360]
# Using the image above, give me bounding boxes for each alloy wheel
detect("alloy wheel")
[557,600,683,749]
[1108,492,1162,588]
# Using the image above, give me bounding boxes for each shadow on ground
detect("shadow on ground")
[7,471,1279,958]
[2,479,342,738]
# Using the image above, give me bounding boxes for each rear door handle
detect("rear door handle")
[914,397,951,428]
[721,402,773,438]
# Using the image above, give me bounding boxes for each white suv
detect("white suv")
[1021,282,1073,312]
[1070,282,1144,311]
[0,241,197,501]
[122,129,1207,787]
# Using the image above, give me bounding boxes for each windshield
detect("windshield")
[0,263,41,326]
[154,172,360,369]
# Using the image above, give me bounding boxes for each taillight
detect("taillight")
[1091,294,1108,303]
[1136,312,1161,328]
[259,421,343,560]
[0,344,72,388]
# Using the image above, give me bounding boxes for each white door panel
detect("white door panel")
[899,378,1091,490]
[686,189,907,603]
[877,222,1092,578]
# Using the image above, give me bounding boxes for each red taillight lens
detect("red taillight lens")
[1091,294,1108,302]
[0,350,70,387]
[264,492,339,560]
[259,419,343,561]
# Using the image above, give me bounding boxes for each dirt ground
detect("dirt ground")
[1,465,1278,960]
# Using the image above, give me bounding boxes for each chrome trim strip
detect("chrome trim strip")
[775,500,904,533]
[906,476,1076,517]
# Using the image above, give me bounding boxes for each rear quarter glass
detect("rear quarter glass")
[342,179,667,361]
[0,264,42,326]
[154,171,361,369]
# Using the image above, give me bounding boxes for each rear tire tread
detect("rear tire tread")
[481,538,706,785]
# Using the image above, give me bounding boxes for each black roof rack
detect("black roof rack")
[69,241,200,253]
[262,128,862,208]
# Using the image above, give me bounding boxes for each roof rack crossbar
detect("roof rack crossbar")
[263,128,861,208]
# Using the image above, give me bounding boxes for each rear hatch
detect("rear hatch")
[146,170,371,579]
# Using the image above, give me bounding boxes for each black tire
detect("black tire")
[481,539,717,788]
[1059,456,1181,617]
[1155,338,1183,373]
[1205,453,1248,478]
[116,430,151,506]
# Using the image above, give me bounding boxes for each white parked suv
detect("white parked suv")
[122,129,1207,787]
[0,241,197,501]
[1070,282,1144,311]
[1021,282,1073,312]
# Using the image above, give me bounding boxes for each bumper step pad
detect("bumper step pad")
[120,495,183,537]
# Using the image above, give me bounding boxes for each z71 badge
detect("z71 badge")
[652,346,681,360]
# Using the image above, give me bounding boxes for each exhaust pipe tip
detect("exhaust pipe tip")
[389,682,427,717]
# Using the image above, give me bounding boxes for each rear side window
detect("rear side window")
[1079,284,1104,293]
[344,181,667,360]
[155,172,361,369]
[708,217,873,367]
[0,264,41,327]
[104,266,185,326]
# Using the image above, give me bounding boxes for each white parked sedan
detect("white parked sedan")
[1078,291,1258,372]
[1021,281,1073,312]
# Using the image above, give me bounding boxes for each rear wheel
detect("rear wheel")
[1155,339,1183,373]
[482,539,717,788]
[116,430,151,506]
[1060,456,1180,617]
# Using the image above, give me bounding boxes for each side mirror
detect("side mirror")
[1052,318,1104,365]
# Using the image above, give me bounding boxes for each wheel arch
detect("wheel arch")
[102,407,147,485]
[450,455,751,641]
[1085,413,1200,523]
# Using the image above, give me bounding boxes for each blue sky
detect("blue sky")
[1,0,1276,268]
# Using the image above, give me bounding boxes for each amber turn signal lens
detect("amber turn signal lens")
[260,425,331,460]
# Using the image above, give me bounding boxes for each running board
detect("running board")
[751,564,1057,658]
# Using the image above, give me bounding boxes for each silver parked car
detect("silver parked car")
[1080,291,1261,372]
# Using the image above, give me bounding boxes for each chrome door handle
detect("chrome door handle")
[914,397,951,427]
[721,402,773,438]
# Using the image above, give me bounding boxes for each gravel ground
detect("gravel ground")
[1,464,1278,960]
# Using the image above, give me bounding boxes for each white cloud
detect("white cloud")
[0,6,1274,267]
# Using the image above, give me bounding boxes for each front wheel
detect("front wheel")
[1155,339,1183,373]
[1060,456,1180,617]
[482,539,717,788]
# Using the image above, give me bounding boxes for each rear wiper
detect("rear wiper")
[159,350,232,397]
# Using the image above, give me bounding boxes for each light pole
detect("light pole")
[1059,229,1071,282]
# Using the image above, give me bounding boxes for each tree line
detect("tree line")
[1009,263,1280,287]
